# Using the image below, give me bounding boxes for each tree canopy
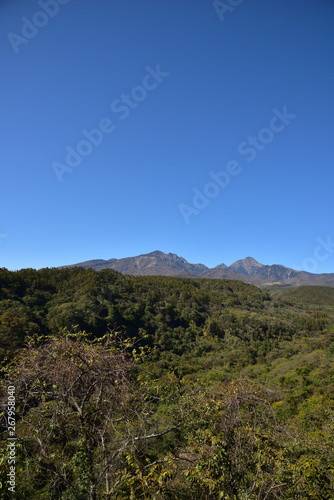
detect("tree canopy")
[1,267,334,498]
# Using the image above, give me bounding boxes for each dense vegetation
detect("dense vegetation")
[1,267,334,498]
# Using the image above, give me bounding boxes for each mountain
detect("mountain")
[62,252,334,287]
[215,263,228,270]
[229,257,264,276]
[65,251,209,278]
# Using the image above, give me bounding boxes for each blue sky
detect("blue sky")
[1,0,333,273]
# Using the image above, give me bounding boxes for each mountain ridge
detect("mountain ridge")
[61,251,334,287]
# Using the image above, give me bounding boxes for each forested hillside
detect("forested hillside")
[1,267,334,498]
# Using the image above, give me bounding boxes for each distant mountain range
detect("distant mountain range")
[62,251,334,287]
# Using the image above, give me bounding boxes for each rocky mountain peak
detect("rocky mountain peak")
[229,257,264,277]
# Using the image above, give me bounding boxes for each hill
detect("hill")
[281,285,334,306]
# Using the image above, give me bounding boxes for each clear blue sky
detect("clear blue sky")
[1,0,334,273]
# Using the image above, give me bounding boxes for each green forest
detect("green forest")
[1,267,334,499]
